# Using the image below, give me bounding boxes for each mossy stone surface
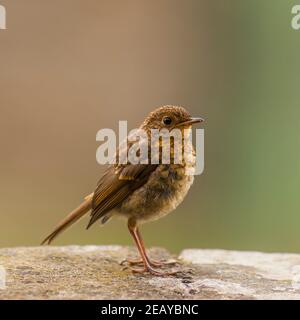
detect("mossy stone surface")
[1,246,300,299]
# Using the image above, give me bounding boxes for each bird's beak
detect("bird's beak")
[177,117,205,127]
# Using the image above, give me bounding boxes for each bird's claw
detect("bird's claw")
[120,257,180,268]
[129,265,179,276]
[121,258,179,276]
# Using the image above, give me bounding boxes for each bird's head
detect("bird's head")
[141,105,204,133]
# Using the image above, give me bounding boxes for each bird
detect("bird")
[42,105,204,276]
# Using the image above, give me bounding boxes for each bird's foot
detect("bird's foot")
[129,265,179,276]
[120,257,179,268]
[121,258,180,276]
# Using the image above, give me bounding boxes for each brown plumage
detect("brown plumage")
[42,105,204,276]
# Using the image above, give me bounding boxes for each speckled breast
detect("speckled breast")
[117,160,195,223]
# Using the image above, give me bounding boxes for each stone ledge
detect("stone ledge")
[0,246,300,299]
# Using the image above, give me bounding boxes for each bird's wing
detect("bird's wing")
[87,137,157,229]
[87,163,157,229]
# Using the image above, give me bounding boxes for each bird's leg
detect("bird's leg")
[123,227,178,267]
[126,219,177,276]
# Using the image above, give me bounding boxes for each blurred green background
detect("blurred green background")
[0,0,299,253]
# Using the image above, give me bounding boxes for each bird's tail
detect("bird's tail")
[41,194,93,245]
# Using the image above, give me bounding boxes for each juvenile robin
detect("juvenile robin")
[42,106,204,276]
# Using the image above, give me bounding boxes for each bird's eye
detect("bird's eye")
[162,116,172,126]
